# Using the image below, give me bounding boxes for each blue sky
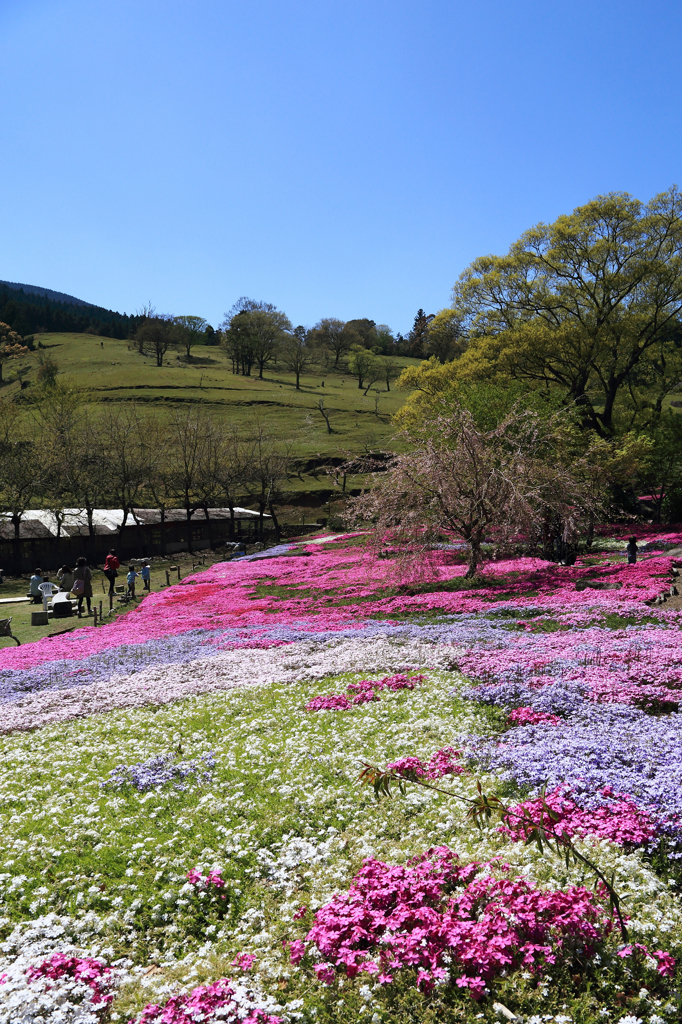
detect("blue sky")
[1,0,680,334]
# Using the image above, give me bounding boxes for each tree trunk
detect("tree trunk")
[585,516,594,550]
[203,504,214,548]
[11,514,21,575]
[160,506,167,555]
[465,533,482,578]
[186,502,193,552]
[268,500,281,542]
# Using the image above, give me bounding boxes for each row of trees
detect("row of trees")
[130,300,447,382]
[208,299,404,390]
[0,386,294,552]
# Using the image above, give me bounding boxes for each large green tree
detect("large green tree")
[445,188,682,435]
[173,315,208,360]
[220,298,291,379]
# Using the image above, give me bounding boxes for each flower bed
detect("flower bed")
[0,535,682,1023]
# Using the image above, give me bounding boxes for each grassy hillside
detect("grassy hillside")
[7,334,419,453]
[3,334,420,505]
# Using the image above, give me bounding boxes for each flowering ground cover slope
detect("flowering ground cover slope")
[1,534,682,1023]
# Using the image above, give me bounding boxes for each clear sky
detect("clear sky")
[1,0,681,334]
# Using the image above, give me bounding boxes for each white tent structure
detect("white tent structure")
[0,507,266,539]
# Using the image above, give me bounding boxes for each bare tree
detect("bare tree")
[0,412,45,566]
[242,422,291,541]
[280,326,316,389]
[209,426,251,539]
[139,414,175,553]
[317,398,333,434]
[99,405,149,533]
[346,404,600,577]
[165,407,216,552]
[62,431,107,538]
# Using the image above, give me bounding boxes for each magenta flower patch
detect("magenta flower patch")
[296,846,616,998]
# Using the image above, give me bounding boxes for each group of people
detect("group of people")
[103,550,151,599]
[28,549,151,615]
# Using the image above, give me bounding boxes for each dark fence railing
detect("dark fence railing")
[0,516,261,574]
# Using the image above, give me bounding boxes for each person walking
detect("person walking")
[126,564,140,599]
[73,556,93,614]
[103,549,120,596]
[626,536,639,565]
[141,561,151,591]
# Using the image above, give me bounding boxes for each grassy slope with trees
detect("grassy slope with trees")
[0,332,422,513]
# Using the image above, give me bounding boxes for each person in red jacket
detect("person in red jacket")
[103,548,120,596]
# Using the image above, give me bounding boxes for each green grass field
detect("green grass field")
[9,334,419,462]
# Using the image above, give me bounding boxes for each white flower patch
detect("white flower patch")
[0,914,129,1024]
[257,835,338,895]
[0,637,461,734]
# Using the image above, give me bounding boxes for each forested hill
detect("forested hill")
[0,281,142,339]
[0,280,92,306]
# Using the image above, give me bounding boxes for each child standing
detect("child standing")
[626,536,639,565]
[127,565,140,599]
[141,561,151,591]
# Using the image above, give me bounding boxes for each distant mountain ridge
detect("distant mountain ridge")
[0,280,95,308]
[0,280,141,339]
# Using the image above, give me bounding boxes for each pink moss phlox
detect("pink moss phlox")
[385,756,427,777]
[295,846,612,997]
[617,943,676,976]
[288,939,306,964]
[307,673,428,712]
[347,673,427,694]
[500,786,657,847]
[352,690,381,704]
[27,952,113,1005]
[508,707,561,727]
[231,953,256,972]
[305,694,353,712]
[186,869,228,899]
[292,905,307,920]
[460,621,682,709]
[3,535,676,676]
[385,748,463,780]
[426,746,464,779]
[133,977,281,1024]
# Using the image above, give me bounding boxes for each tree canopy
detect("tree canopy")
[421,188,682,435]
